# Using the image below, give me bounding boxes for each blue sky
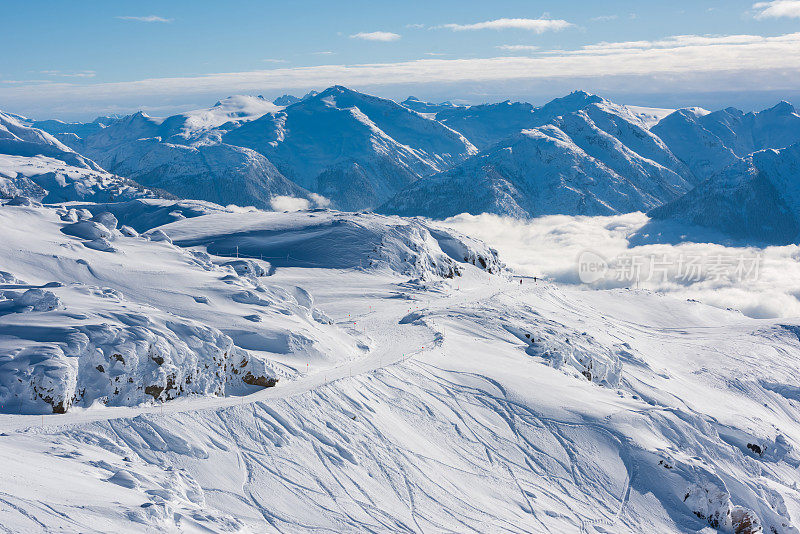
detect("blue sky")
[2,0,800,119]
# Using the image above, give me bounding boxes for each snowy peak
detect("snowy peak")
[534,90,605,119]
[272,94,301,106]
[649,142,800,244]
[0,110,102,171]
[653,99,800,181]
[401,96,459,114]
[222,86,477,210]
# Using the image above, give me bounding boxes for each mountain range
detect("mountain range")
[3,86,800,244]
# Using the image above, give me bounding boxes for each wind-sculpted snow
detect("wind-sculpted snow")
[0,283,276,414]
[0,204,368,413]
[2,269,800,532]
[157,209,503,278]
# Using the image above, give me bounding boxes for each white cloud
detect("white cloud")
[441,212,800,319]
[496,45,540,51]
[591,15,619,22]
[4,32,800,113]
[40,70,96,78]
[311,51,335,55]
[270,194,330,212]
[350,31,401,42]
[438,18,573,33]
[309,193,331,208]
[262,59,288,64]
[406,23,426,29]
[270,196,311,212]
[753,1,800,18]
[116,15,172,23]
[576,34,768,53]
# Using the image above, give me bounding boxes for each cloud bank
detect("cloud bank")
[441,212,800,319]
[4,32,800,117]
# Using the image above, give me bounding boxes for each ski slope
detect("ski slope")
[1,202,799,532]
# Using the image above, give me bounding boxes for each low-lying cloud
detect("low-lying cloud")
[269,194,331,212]
[441,212,800,319]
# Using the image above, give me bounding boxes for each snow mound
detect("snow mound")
[0,281,278,414]
[157,210,503,278]
[0,205,364,413]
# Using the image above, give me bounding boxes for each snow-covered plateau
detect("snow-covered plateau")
[0,196,797,533]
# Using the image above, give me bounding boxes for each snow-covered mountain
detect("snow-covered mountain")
[652,101,800,181]
[649,142,800,245]
[434,99,539,150]
[223,85,478,210]
[19,89,800,229]
[400,96,460,115]
[0,113,162,203]
[51,101,311,209]
[381,92,695,218]
[45,87,477,211]
[0,111,102,171]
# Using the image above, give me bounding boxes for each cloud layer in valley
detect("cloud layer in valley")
[441,213,800,319]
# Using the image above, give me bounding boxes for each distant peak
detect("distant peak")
[273,94,301,106]
[767,100,795,115]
